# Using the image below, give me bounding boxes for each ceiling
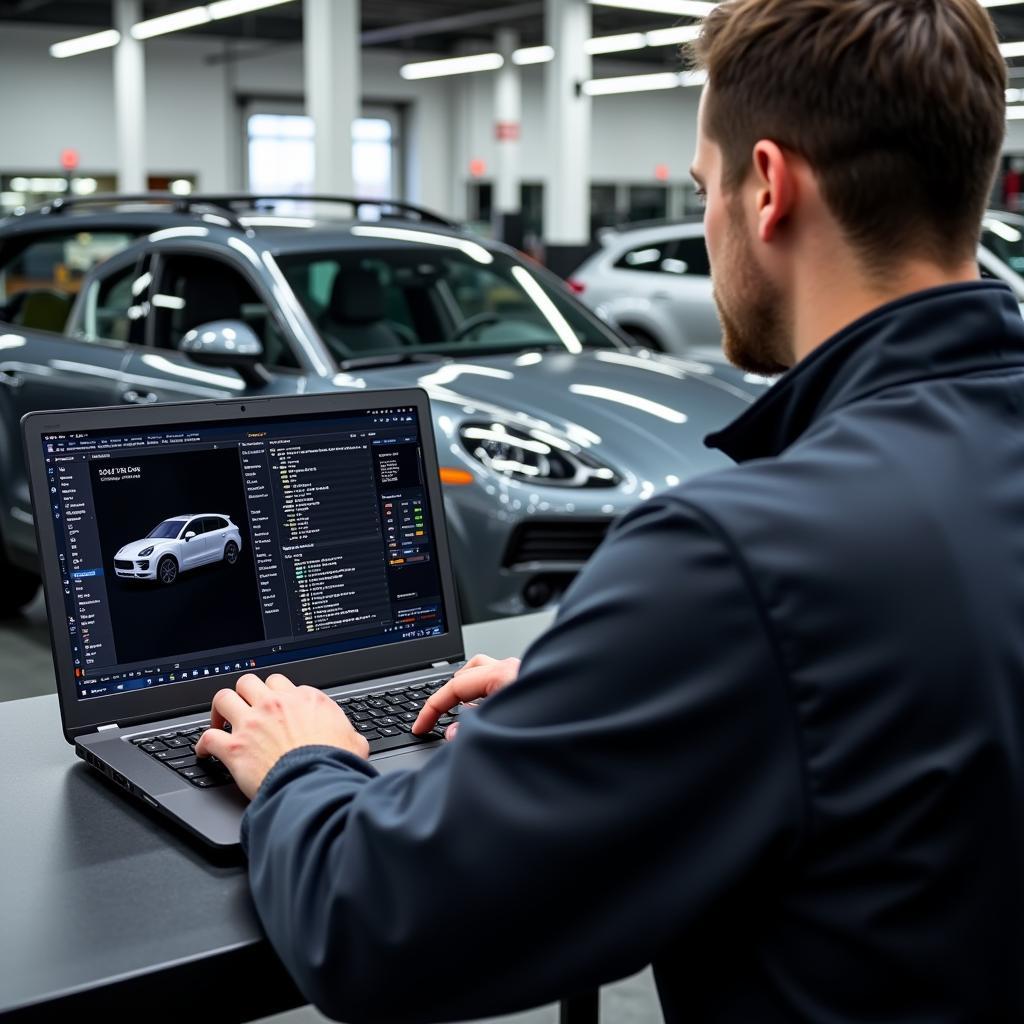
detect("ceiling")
[3,1,1024,71]
[0,0,712,68]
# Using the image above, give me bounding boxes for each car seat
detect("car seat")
[322,268,406,354]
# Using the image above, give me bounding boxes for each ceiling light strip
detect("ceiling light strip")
[49,28,121,58]
[400,52,504,80]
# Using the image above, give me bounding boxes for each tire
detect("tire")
[224,541,239,566]
[157,555,178,585]
[622,325,663,351]
[0,559,40,617]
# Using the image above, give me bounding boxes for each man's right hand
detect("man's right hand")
[412,654,520,740]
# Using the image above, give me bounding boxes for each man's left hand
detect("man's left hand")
[195,673,369,800]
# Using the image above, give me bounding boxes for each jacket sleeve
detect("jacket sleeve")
[240,496,807,1023]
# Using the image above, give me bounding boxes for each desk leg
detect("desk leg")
[559,991,599,1024]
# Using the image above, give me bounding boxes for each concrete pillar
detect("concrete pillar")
[113,0,146,193]
[303,0,359,196]
[494,28,524,248]
[544,0,592,276]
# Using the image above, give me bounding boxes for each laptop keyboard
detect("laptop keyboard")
[128,676,456,789]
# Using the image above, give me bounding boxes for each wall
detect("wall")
[4,19,1020,222]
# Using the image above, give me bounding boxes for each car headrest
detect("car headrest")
[329,269,386,324]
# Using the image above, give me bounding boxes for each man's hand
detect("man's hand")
[412,654,520,740]
[195,673,369,800]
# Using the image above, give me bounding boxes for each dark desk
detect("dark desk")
[0,612,555,1022]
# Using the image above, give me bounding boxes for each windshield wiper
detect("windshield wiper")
[337,352,446,371]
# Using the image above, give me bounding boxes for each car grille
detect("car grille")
[114,559,134,570]
[502,519,614,569]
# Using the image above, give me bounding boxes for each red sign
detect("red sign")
[60,148,80,172]
[495,121,521,142]
[469,158,487,178]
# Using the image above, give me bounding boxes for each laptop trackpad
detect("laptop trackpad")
[371,745,438,773]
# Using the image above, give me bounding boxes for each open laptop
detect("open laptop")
[23,388,465,848]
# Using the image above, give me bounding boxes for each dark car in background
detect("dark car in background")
[0,194,766,621]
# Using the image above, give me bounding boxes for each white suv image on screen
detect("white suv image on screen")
[114,515,242,585]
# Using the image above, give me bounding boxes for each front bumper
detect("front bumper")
[114,559,154,580]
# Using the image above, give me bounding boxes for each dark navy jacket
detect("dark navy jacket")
[241,282,1024,1022]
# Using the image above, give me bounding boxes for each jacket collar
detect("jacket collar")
[705,281,1024,464]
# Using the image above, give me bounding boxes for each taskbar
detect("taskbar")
[76,607,445,700]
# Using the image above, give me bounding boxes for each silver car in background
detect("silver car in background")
[571,218,721,356]
[574,210,1024,357]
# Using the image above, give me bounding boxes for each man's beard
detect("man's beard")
[712,199,791,376]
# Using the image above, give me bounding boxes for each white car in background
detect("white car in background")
[114,514,242,585]
[570,218,721,356]
[573,210,1024,357]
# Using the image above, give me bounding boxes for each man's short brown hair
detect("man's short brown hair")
[693,0,1007,270]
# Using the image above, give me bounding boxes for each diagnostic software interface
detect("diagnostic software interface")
[40,405,448,700]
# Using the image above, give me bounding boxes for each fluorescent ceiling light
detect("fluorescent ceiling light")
[208,0,294,16]
[1000,41,1024,57]
[131,6,211,39]
[512,44,555,65]
[400,53,504,80]
[585,32,647,54]
[983,218,1023,243]
[982,1,1024,7]
[1008,105,1024,118]
[582,71,683,95]
[50,28,121,58]
[589,0,716,16]
[646,25,701,46]
[679,69,708,87]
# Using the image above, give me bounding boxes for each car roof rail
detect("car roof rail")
[29,193,247,230]
[25,192,461,233]
[193,194,460,229]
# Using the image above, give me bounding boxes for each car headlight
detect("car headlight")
[138,546,155,557]
[460,422,620,488]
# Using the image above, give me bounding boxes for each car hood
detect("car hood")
[346,349,763,483]
[116,539,168,558]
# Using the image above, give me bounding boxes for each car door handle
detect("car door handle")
[0,369,22,389]
[652,292,673,302]
[122,390,159,405]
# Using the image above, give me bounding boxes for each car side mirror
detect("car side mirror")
[184,531,196,541]
[178,320,269,387]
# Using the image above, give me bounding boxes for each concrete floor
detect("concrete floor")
[0,592,666,1023]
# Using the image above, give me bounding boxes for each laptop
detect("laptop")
[23,388,465,848]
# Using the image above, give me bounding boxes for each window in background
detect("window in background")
[627,185,669,224]
[247,114,395,199]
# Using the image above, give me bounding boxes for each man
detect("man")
[196,1,1024,1020]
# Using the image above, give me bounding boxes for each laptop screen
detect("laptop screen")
[39,404,449,701]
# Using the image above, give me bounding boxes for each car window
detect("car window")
[203,517,225,533]
[614,242,672,272]
[184,518,205,537]
[669,237,711,277]
[982,219,1024,274]
[147,518,186,539]
[278,246,621,362]
[153,253,301,370]
[0,230,139,333]
[78,259,148,344]
[614,236,710,277]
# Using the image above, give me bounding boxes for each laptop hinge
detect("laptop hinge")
[431,661,451,669]
[97,723,119,732]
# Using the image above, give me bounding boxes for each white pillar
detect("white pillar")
[303,0,359,195]
[544,0,591,269]
[113,0,146,193]
[494,29,521,217]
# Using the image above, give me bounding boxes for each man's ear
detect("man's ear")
[751,140,796,244]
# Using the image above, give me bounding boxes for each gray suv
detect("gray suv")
[0,194,764,621]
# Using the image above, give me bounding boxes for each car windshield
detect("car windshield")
[982,217,1024,274]
[275,242,624,365]
[147,519,186,539]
